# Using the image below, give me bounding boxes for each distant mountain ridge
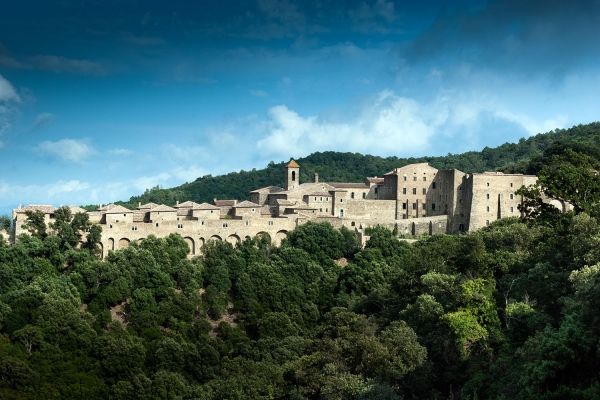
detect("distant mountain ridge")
[105,122,600,210]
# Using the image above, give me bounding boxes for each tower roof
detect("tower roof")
[286,159,300,168]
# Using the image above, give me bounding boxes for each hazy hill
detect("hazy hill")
[107,122,600,210]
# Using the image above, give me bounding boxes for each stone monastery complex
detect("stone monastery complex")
[7,161,563,258]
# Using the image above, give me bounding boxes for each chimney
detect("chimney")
[138,202,141,207]
[99,203,103,209]
[18,204,22,210]
[176,200,179,206]
[314,173,319,183]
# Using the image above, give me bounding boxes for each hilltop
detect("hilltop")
[103,122,600,210]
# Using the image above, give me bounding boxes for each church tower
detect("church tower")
[285,159,300,190]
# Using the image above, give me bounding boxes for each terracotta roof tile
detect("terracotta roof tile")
[234,200,260,208]
[105,205,134,214]
[250,185,284,193]
[16,204,57,214]
[193,202,220,210]
[286,159,300,168]
[150,205,177,212]
[68,205,88,214]
[138,202,160,210]
[326,182,368,189]
[176,201,196,208]
[214,200,237,207]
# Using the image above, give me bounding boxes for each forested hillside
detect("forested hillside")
[2,143,600,398]
[104,122,600,210]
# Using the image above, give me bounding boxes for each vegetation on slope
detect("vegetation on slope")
[101,122,600,211]
[2,144,600,398]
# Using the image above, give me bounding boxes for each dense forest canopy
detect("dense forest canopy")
[2,139,600,398]
[84,122,600,211]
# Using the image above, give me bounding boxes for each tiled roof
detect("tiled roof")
[260,206,272,215]
[150,205,177,212]
[365,177,384,184]
[105,205,134,214]
[138,202,159,210]
[250,185,284,193]
[214,200,237,207]
[291,202,316,210]
[68,205,88,214]
[234,200,260,208]
[307,192,332,196]
[276,199,297,206]
[326,182,368,189]
[16,204,57,214]
[286,159,300,168]
[176,201,196,208]
[193,202,220,210]
[329,188,348,192]
[98,204,119,211]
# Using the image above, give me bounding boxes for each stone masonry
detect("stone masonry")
[8,161,557,257]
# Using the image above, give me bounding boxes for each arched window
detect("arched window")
[291,171,296,181]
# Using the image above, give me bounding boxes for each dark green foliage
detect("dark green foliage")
[5,125,600,397]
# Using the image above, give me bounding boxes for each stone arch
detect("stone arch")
[118,238,130,249]
[227,234,240,245]
[210,235,222,241]
[198,237,205,248]
[245,235,251,240]
[108,238,114,251]
[138,238,144,244]
[256,231,270,242]
[275,230,288,245]
[99,242,104,258]
[184,237,195,255]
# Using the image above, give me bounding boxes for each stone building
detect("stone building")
[9,160,547,257]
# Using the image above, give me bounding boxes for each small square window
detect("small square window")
[268,220,274,226]
[510,207,514,213]
[362,193,366,199]
[487,182,490,186]
[403,175,407,181]
[412,188,417,195]
[423,177,427,182]
[251,208,255,212]
[413,176,417,181]
[223,223,228,228]
[510,194,514,200]
[177,224,183,229]
[403,188,407,194]
[123,214,126,217]
[422,188,426,195]
[109,224,113,228]
[433,182,436,189]
[510,183,513,187]
[486,220,490,226]
[402,203,407,210]
[155,223,159,227]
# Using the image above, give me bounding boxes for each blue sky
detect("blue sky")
[1,0,600,215]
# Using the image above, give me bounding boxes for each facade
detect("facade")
[8,161,554,257]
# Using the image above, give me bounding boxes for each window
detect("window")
[246,220,249,225]
[423,177,427,182]
[362,193,366,199]
[433,182,436,189]
[510,194,514,200]
[155,223,159,227]
[445,194,448,201]
[223,222,228,228]
[422,188,426,195]
[487,182,490,186]
[412,188,417,195]
[340,199,343,203]
[403,188,407,194]
[486,193,490,200]
[439,195,442,201]
[177,224,183,229]
[510,183,513,187]
[510,207,514,213]
[210,210,213,213]
[486,206,490,212]
[459,199,462,203]
[123,214,126,217]
[374,188,378,194]
[268,220,274,226]
[326,208,328,212]
[459,223,464,231]
[432,203,436,210]
[326,197,329,201]
[351,221,355,226]
[403,175,407,181]
[314,197,317,201]
[486,220,490,226]
[459,186,462,191]
[116,220,119,223]
[340,209,344,217]
[291,171,296,181]
[201,220,204,225]
[351,192,355,199]
[132,226,137,231]
[320,197,323,201]
[413,176,417,181]
[320,208,322,212]
[252,208,255,212]
[402,203,407,210]
[109,224,113,229]
[412,203,417,210]
[177,217,180,221]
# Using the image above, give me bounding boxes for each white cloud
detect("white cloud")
[33,55,105,75]
[30,112,55,131]
[37,139,96,162]
[257,90,447,157]
[109,148,133,156]
[0,75,20,102]
[251,89,268,97]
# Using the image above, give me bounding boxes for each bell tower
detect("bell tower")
[285,159,300,190]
